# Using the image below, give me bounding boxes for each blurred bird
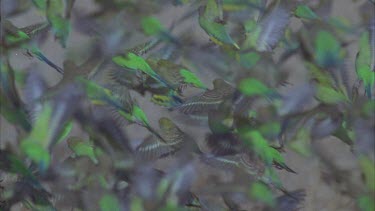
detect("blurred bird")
[146,59,206,95]
[107,39,165,95]
[207,98,235,134]
[1,19,50,49]
[1,0,32,17]
[115,163,200,210]
[204,96,297,174]
[0,149,54,210]
[297,21,353,98]
[67,137,99,164]
[262,189,306,211]
[54,49,103,91]
[242,1,290,52]
[310,111,343,140]
[136,117,201,161]
[205,133,242,156]
[0,60,31,131]
[23,68,49,123]
[97,83,135,127]
[106,61,147,95]
[200,152,294,200]
[198,0,240,49]
[355,20,375,98]
[200,152,265,179]
[48,84,86,149]
[74,104,133,156]
[222,191,249,211]
[205,128,297,173]
[22,70,86,152]
[0,20,65,75]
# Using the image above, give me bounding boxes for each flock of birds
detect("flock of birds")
[1,0,374,210]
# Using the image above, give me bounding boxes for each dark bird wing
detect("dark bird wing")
[200,154,241,171]
[135,135,177,161]
[176,89,226,115]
